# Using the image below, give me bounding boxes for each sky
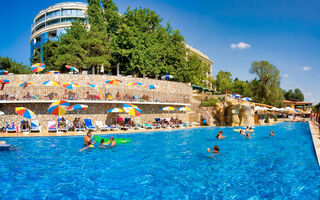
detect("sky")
[0,0,319,104]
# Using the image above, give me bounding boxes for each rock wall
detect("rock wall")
[205,96,255,126]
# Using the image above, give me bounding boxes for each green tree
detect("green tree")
[43,41,59,71]
[231,80,249,96]
[249,61,284,106]
[0,56,31,74]
[216,71,233,93]
[30,48,42,64]
[284,88,304,101]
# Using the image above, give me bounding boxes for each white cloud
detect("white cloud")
[282,74,289,78]
[230,42,251,50]
[306,92,312,96]
[302,66,311,71]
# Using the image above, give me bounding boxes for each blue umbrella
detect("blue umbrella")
[0,70,8,75]
[161,75,174,80]
[232,94,241,98]
[241,97,252,101]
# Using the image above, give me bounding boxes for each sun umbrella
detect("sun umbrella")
[232,94,241,98]
[31,63,45,73]
[88,83,104,99]
[145,84,158,89]
[177,107,191,112]
[0,70,8,75]
[67,104,88,111]
[45,71,60,74]
[63,82,79,89]
[107,108,125,113]
[105,79,122,85]
[19,81,35,87]
[48,100,70,116]
[43,80,60,86]
[123,103,141,116]
[0,79,11,84]
[241,97,252,101]
[161,75,174,80]
[15,107,36,119]
[0,111,4,115]
[65,65,79,72]
[127,82,143,86]
[161,106,176,111]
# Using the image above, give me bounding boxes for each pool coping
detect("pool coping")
[309,121,320,169]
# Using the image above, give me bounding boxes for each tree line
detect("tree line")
[30,0,211,87]
[213,60,305,107]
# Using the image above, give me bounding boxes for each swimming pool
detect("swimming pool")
[0,122,319,199]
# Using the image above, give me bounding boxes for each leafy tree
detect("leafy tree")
[313,103,320,112]
[30,48,42,64]
[216,71,233,93]
[43,41,59,71]
[0,56,31,74]
[284,88,304,101]
[249,61,284,106]
[231,80,249,96]
[55,21,88,72]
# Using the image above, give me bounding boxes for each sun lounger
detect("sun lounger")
[47,121,57,132]
[6,122,17,133]
[84,119,97,131]
[144,123,154,129]
[95,121,110,132]
[135,124,144,130]
[192,122,201,126]
[30,120,41,133]
[75,125,86,133]
[108,125,119,131]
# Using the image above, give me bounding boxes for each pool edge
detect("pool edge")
[309,121,320,169]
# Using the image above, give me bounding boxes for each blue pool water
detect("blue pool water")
[0,122,319,199]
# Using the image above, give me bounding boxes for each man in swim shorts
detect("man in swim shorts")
[84,130,95,146]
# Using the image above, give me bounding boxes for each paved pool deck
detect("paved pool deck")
[309,121,320,168]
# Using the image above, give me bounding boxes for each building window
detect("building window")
[66,9,71,16]
[36,36,41,43]
[48,30,57,38]
[76,10,82,16]
[72,9,77,16]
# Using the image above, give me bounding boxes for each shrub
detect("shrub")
[274,114,278,121]
[265,113,270,123]
[201,98,219,107]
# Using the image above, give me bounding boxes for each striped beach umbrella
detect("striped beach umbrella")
[127,82,143,86]
[31,63,45,73]
[63,82,79,89]
[0,79,11,84]
[48,100,70,116]
[67,104,88,111]
[177,107,191,112]
[0,70,8,75]
[15,107,36,119]
[88,83,103,99]
[45,71,60,74]
[65,65,79,72]
[19,81,35,87]
[43,80,60,86]
[145,84,158,89]
[107,108,125,113]
[123,103,141,117]
[105,79,122,85]
[161,106,176,111]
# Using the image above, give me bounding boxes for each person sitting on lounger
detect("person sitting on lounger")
[116,92,122,100]
[20,120,30,132]
[106,136,116,148]
[58,117,66,130]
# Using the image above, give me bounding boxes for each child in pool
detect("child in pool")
[80,141,94,151]
[107,136,116,148]
[207,145,220,158]
[100,139,107,148]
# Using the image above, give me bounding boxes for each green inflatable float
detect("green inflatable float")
[94,135,132,144]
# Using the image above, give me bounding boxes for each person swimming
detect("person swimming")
[84,130,95,146]
[245,132,251,138]
[248,127,254,133]
[80,141,94,151]
[240,130,245,135]
[216,131,225,139]
[106,136,116,148]
[270,130,275,136]
[207,145,220,158]
[100,139,107,148]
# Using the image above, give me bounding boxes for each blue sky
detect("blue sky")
[0,0,319,104]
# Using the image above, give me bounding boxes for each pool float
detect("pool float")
[233,129,243,132]
[94,135,131,144]
[0,141,11,151]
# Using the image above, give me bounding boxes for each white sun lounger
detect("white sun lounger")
[95,121,110,131]
[30,120,42,133]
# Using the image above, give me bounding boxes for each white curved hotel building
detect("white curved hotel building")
[30,2,88,60]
